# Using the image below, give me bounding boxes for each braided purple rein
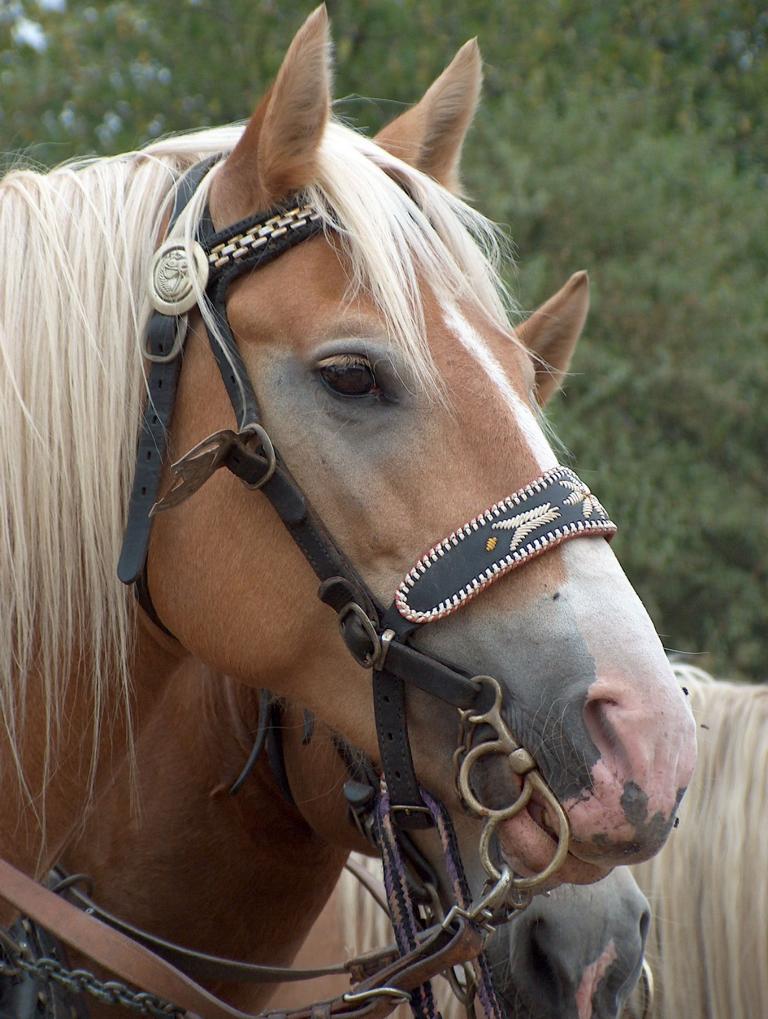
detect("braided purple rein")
[374,784,504,1019]
[374,787,440,1019]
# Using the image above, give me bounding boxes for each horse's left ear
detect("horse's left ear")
[375,39,482,193]
[517,271,590,405]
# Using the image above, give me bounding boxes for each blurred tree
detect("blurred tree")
[1,0,766,676]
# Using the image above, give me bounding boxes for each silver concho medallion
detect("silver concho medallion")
[148,240,209,316]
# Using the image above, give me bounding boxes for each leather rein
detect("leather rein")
[0,155,618,1019]
[0,706,474,1019]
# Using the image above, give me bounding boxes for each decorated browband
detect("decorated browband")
[148,200,322,317]
[395,466,616,624]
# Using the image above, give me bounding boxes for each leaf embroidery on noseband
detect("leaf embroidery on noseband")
[491,503,561,551]
[561,477,607,519]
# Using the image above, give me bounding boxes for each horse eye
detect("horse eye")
[318,356,378,397]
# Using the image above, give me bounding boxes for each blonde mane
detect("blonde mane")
[628,663,768,1018]
[0,119,516,815]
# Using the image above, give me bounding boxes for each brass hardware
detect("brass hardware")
[454,675,571,898]
[239,423,277,491]
[338,602,381,669]
[442,864,513,932]
[151,423,276,514]
[372,628,396,671]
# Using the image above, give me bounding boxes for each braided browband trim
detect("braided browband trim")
[206,202,321,271]
[395,466,617,624]
[147,188,323,320]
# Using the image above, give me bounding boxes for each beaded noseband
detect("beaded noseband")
[119,157,616,914]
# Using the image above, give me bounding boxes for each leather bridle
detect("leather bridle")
[0,156,622,1019]
[118,155,617,903]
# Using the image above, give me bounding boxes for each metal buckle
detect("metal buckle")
[338,602,381,668]
[389,804,433,818]
[239,423,277,491]
[342,987,411,1005]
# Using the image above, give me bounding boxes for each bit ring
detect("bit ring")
[455,674,572,895]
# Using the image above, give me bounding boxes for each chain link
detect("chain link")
[1,951,183,1017]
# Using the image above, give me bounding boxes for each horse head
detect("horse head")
[486,869,650,1019]
[130,7,696,903]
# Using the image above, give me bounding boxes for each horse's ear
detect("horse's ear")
[517,271,590,406]
[375,39,482,193]
[211,5,332,225]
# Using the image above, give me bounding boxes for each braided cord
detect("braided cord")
[374,788,440,1019]
[374,782,504,1019]
[420,790,503,1019]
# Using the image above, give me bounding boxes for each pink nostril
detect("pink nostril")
[568,672,697,860]
[581,676,696,815]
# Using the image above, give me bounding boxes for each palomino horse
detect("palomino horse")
[625,664,768,1019]
[54,657,650,1019]
[0,4,694,1009]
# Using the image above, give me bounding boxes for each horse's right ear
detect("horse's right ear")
[210,5,332,226]
[517,271,590,405]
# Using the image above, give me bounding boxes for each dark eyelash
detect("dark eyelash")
[317,355,379,398]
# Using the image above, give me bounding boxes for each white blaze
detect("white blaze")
[443,303,557,470]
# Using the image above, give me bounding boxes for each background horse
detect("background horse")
[58,657,650,1019]
[1,4,694,978]
[275,857,649,1019]
[624,664,768,1018]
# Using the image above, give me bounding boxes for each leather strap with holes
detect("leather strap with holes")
[118,158,219,587]
[0,857,482,1019]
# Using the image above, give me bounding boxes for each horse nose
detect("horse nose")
[527,916,570,999]
[592,900,652,1019]
[573,674,696,858]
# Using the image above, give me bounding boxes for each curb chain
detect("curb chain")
[0,953,183,1017]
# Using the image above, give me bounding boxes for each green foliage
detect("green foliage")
[478,93,767,678]
[2,1,766,677]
